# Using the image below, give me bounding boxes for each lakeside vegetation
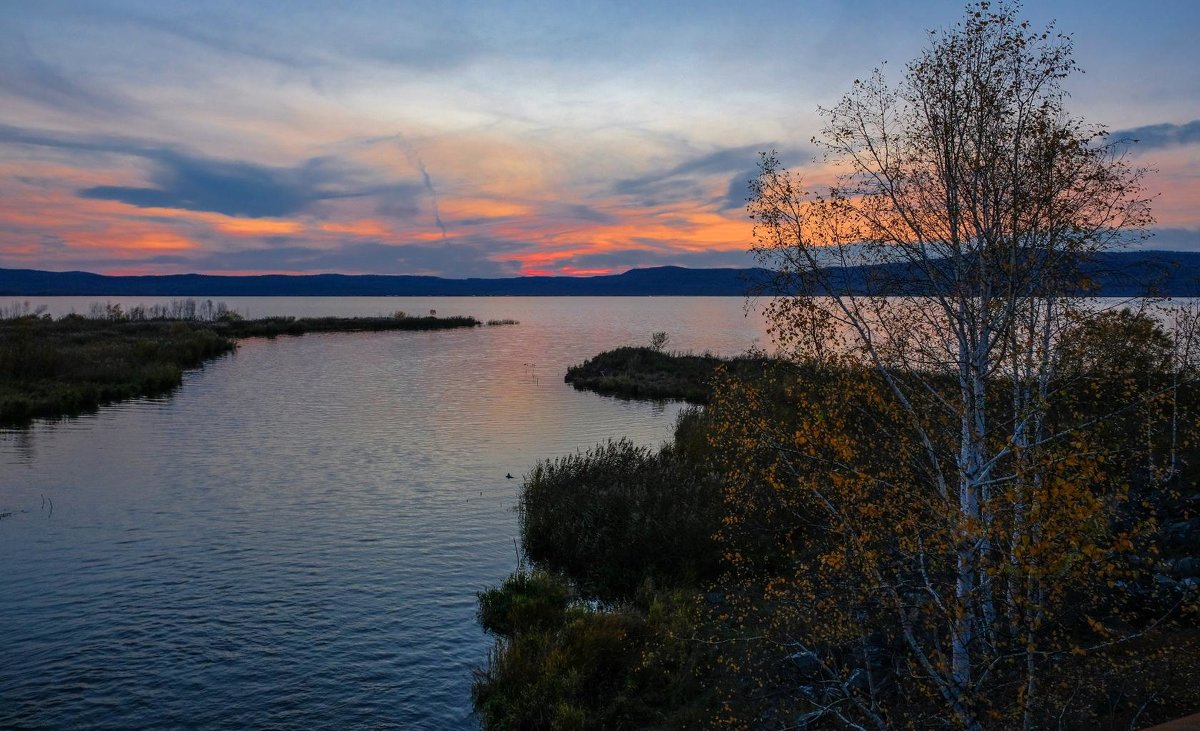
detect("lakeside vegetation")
[477,310,1200,728]
[0,300,487,427]
[476,6,1200,723]
[565,346,763,404]
[474,414,725,729]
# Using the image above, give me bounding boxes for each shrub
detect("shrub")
[478,569,571,637]
[473,581,715,731]
[520,437,722,602]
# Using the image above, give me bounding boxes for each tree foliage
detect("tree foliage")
[473,4,1200,727]
[728,2,1193,728]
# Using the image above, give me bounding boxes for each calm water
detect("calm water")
[0,297,769,730]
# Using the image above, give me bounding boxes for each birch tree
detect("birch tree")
[739,2,1162,727]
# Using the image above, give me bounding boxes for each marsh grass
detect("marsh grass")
[214,314,480,338]
[0,310,483,426]
[0,317,235,425]
[474,411,722,729]
[564,345,767,403]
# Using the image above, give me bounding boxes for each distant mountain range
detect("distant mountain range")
[4,250,1200,297]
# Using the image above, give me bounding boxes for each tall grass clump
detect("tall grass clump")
[520,435,723,602]
[0,317,236,425]
[564,345,774,403]
[473,409,722,728]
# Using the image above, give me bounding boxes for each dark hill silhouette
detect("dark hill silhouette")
[3,251,1199,297]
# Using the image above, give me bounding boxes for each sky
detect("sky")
[1,1,1197,278]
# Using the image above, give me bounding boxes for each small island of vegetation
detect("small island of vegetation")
[0,299,493,427]
[565,345,749,404]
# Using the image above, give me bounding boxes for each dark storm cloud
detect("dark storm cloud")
[1111,120,1200,150]
[721,168,763,212]
[79,153,322,217]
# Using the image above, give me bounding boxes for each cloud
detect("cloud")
[1111,120,1200,150]
[79,152,328,218]
[0,32,134,118]
[1137,227,1200,251]
[112,2,487,75]
[720,168,763,212]
[0,124,427,218]
[551,202,616,224]
[614,145,763,199]
[550,247,758,272]
[613,145,812,210]
[0,123,157,158]
[100,234,532,277]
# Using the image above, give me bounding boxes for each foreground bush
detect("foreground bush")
[474,571,714,730]
[519,430,723,602]
[474,411,724,729]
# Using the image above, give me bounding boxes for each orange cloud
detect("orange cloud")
[439,197,535,221]
[560,266,613,276]
[318,219,393,238]
[124,232,196,250]
[213,217,305,236]
[1138,150,1200,229]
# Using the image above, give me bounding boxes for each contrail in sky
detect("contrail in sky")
[395,137,446,240]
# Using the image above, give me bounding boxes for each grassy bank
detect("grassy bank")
[0,310,484,426]
[564,346,767,403]
[212,313,480,338]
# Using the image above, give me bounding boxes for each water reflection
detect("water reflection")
[0,297,763,730]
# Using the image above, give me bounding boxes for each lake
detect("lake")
[0,297,770,730]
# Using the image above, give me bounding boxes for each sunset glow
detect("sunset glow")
[2,1,1197,277]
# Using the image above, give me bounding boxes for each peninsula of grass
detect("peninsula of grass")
[0,309,484,426]
[564,346,768,403]
[211,313,480,338]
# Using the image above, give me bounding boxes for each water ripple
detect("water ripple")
[0,297,766,729]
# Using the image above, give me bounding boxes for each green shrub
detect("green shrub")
[519,437,722,602]
[478,569,571,637]
[473,584,716,730]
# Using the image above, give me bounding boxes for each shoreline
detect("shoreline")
[0,311,491,427]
